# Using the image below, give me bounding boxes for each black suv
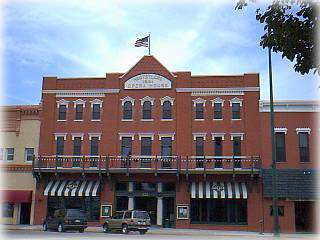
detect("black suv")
[43,209,87,233]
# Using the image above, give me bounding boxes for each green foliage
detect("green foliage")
[236,0,319,75]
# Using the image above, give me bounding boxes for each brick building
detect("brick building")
[32,55,318,233]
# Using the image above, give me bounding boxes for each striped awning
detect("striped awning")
[44,180,101,197]
[191,182,248,199]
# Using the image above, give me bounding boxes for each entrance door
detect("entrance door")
[163,197,175,228]
[20,203,31,224]
[134,197,157,225]
[295,201,315,232]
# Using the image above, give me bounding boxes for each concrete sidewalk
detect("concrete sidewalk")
[2,224,317,238]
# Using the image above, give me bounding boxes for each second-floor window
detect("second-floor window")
[56,137,64,155]
[299,132,309,162]
[75,104,83,120]
[142,101,152,119]
[162,101,172,119]
[123,101,133,120]
[92,104,101,120]
[275,132,286,162]
[196,137,204,168]
[233,137,241,168]
[90,137,99,156]
[161,137,172,156]
[214,137,223,168]
[214,103,222,119]
[195,103,204,119]
[25,148,34,162]
[58,105,67,120]
[232,103,241,120]
[121,137,132,156]
[0,148,3,161]
[5,148,14,161]
[141,137,152,156]
[73,137,82,156]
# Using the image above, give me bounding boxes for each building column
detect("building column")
[157,197,163,226]
[128,182,134,210]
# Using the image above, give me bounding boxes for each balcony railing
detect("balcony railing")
[32,155,261,175]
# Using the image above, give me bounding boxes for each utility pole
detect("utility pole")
[268,37,280,237]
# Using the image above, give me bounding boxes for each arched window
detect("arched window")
[162,101,172,119]
[123,101,133,119]
[142,101,152,119]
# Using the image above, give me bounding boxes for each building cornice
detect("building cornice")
[43,89,120,98]
[259,100,320,112]
[176,87,259,96]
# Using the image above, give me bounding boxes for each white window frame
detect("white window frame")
[140,96,155,106]
[274,128,288,134]
[121,96,135,106]
[158,133,175,141]
[119,133,135,140]
[24,148,35,162]
[0,148,3,161]
[296,128,311,134]
[229,97,243,107]
[192,98,206,107]
[193,133,207,141]
[138,133,155,140]
[73,99,86,108]
[230,133,245,141]
[88,133,102,140]
[56,99,69,108]
[211,133,225,141]
[90,99,103,108]
[5,148,14,161]
[211,97,225,107]
[71,133,84,141]
[54,133,67,140]
[160,96,175,105]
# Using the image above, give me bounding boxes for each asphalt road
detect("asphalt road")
[2,230,318,240]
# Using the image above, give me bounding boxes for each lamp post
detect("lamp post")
[268,38,280,236]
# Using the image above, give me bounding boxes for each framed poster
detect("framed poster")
[177,205,189,220]
[101,204,112,218]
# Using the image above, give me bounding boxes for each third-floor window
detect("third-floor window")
[123,101,133,120]
[75,104,83,120]
[162,101,172,119]
[213,102,222,119]
[142,101,152,119]
[195,103,204,119]
[58,105,67,120]
[232,103,241,120]
[121,137,132,156]
[92,104,101,120]
[299,132,309,162]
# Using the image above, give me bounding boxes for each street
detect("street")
[2,229,318,240]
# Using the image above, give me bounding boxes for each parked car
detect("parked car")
[43,209,87,233]
[102,210,151,234]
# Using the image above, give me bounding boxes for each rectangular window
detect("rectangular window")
[25,148,34,162]
[196,137,204,168]
[190,199,247,224]
[270,206,284,216]
[6,148,14,161]
[275,132,286,162]
[0,148,3,161]
[75,104,83,120]
[56,137,64,155]
[233,137,241,168]
[195,103,204,119]
[140,137,152,167]
[214,103,222,119]
[58,105,67,120]
[232,103,240,119]
[2,203,14,218]
[90,137,99,156]
[121,137,132,168]
[214,137,223,168]
[161,137,172,168]
[299,132,309,162]
[73,137,82,156]
[92,104,101,120]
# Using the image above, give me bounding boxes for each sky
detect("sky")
[1,0,319,105]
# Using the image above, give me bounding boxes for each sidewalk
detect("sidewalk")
[2,224,317,238]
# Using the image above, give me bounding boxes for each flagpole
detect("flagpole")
[148,33,151,55]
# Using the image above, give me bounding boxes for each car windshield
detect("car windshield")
[133,211,150,219]
[67,209,85,217]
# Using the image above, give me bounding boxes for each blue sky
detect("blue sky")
[2,0,319,105]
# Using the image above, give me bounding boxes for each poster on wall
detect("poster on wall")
[101,204,112,218]
[177,205,189,220]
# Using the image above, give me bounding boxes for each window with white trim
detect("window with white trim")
[123,101,133,120]
[195,103,204,119]
[142,101,152,119]
[232,103,241,120]
[0,148,3,161]
[275,132,286,162]
[25,148,34,162]
[56,137,64,155]
[92,104,101,120]
[298,132,309,162]
[162,101,172,119]
[75,104,84,120]
[58,105,67,120]
[6,148,14,161]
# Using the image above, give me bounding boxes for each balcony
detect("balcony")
[32,155,261,177]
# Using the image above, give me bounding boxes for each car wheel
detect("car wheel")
[121,224,128,234]
[42,223,48,231]
[58,223,64,233]
[79,228,84,233]
[103,224,109,233]
[139,230,147,235]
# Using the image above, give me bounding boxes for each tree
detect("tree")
[236,0,319,75]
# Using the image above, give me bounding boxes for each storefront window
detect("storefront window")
[47,197,100,221]
[2,203,14,218]
[190,199,247,224]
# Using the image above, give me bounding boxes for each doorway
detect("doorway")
[19,203,31,224]
[163,197,175,228]
[135,197,157,225]
[295,201,315,232]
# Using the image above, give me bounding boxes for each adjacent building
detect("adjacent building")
[26,55,318,233]
[0,105,40,225]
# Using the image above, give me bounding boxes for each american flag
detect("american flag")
[135,36,149,47]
